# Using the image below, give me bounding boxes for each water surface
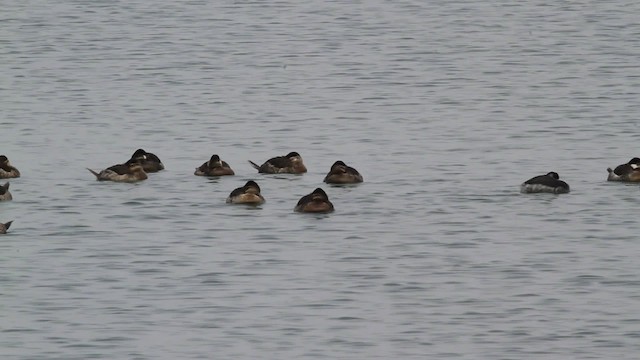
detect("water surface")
[2,1,640,359]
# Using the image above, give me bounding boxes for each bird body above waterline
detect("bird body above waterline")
[248,152,307,174]
[294,188,334,213]
[195,154,234,176]
[0,155,20,179]
[0,182,12,201]
[323,160,363,184]
[87,161,148,183]
[607,157,640,182]
[520,172,570,194]
[226,180,265,204]
[0,220,13,234]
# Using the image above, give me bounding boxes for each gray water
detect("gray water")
[2,1,640,359]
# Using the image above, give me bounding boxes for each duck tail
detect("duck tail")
[248,160,260,170]
[607,167,613,174]
[4,220,12,230]
[86,168,101,179]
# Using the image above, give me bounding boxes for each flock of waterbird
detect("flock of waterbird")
[2,151,640,234]
[519,157,640,194]
[84,149,362,211]
[0,150,365,233]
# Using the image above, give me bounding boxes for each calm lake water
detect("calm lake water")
[2,1,640,359]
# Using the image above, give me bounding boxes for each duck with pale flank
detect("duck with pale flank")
[323,161,363,184]
[0,155,20,178]
[294,188,334,213]
[226,180,265,204]
[249,152,307,174]
[87,161,148,183]
[0,220,13,234]
[0,182,12,201]
[607,157,640,182]
[195,154,234,176]
[129,148,164,172]
[520,172,570,194]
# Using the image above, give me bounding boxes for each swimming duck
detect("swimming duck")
[0,182,12,201]
[323,160,363,184]
[520,172,570,194]
[0,220,13,234]
[87,161,148,183]
[129,148,164,172]
[226,180,265,204]
[294,188,334,213]
[195,154,235,176]
[248,152,307,174]
[607,157,640,182]
[0,155,21,178]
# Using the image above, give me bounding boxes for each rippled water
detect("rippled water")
[3,1,640,359]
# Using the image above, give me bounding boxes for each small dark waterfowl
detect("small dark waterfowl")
[323,160,363,184]
[0,220,13,234]
[195,154,234,176]
[248,152,307,174]
[0,155,21,178]
[520,172,570,194]
[294,188,334,213]
[129,148,164,172]
[0,182,12,201]
[607,157,640,182]
[226,180,265,204]
[87,161,148,183]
